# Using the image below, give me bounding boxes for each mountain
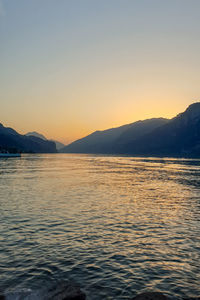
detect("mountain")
[115,118,169,146]
[61,118,168,154]
[119,102,200,157]
[61,102,200,157]
[26,131,65,150]
[52,140,66,151]
[0,124,57,153]
[26,131,47,140]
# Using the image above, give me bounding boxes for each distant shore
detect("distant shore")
[0,153,21,157]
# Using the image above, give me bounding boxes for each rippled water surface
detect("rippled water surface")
[0,154,200,299]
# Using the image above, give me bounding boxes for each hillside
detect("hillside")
[61,118,168,154]
[26,131,65,150]
[0,124,57,153]
[119,102,200,157]
[61,102,200,157]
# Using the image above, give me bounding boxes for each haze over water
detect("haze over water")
[0,154,200,299]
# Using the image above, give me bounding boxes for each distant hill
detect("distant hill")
[61,102,200,157]
[61,118,168,154]
[52,140,66,151]
[26,131,65,150]
[26,131,47,140]
[0,124,57,153]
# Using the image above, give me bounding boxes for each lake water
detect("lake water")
[0,154,200,299]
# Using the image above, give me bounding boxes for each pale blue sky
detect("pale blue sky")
[1,0,200,142]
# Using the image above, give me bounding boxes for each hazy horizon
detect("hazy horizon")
[1,0,200,143]
[1,102,196,145]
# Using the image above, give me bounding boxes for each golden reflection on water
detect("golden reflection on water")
[0,154,200,299]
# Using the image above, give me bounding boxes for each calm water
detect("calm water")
[0,154,200,299]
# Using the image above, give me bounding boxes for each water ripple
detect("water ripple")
[0,154,200,299]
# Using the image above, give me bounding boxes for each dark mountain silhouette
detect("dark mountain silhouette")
[26,131,47,140]
[61,118,168,154]
[0,124,57,153]
[26,131,65,150]
[115,118,169,146]
[2,102,200,156]
[120,102,200,157]
[61,102,200,157]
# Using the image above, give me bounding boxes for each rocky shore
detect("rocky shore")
[0,281,199,300]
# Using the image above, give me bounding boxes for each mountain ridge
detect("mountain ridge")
[26,131,65,150]
[61,117,169,154]
[119,102,200,157]
[62,102,200,157]
[2,102,200,157]
[0,124,57,153]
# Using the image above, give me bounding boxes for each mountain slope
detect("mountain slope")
[0,124,57,153]
[120,102,200,157]
[26,131,65,150]
[26,131,47,140]
[61,118,168,154]
[115,118,168,146]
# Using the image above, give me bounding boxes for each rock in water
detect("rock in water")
[132,292,169,300]
[0,280,86,300]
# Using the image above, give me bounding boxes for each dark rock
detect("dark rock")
[1,280,86,300]
[1,289,33,299]
[131,292,169,300]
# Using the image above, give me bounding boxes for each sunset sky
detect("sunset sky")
[1,0,200,144]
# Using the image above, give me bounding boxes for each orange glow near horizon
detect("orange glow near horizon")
[1,1,200,144]
[1,97,193,144]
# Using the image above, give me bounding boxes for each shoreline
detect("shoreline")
[0,153,21,157]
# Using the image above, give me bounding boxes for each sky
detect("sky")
[1,0,200,144]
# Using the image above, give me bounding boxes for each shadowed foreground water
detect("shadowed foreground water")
[0,154,200,299]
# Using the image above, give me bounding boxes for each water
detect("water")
[0,154,200,299]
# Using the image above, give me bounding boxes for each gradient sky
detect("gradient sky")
[1,0,200,143]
